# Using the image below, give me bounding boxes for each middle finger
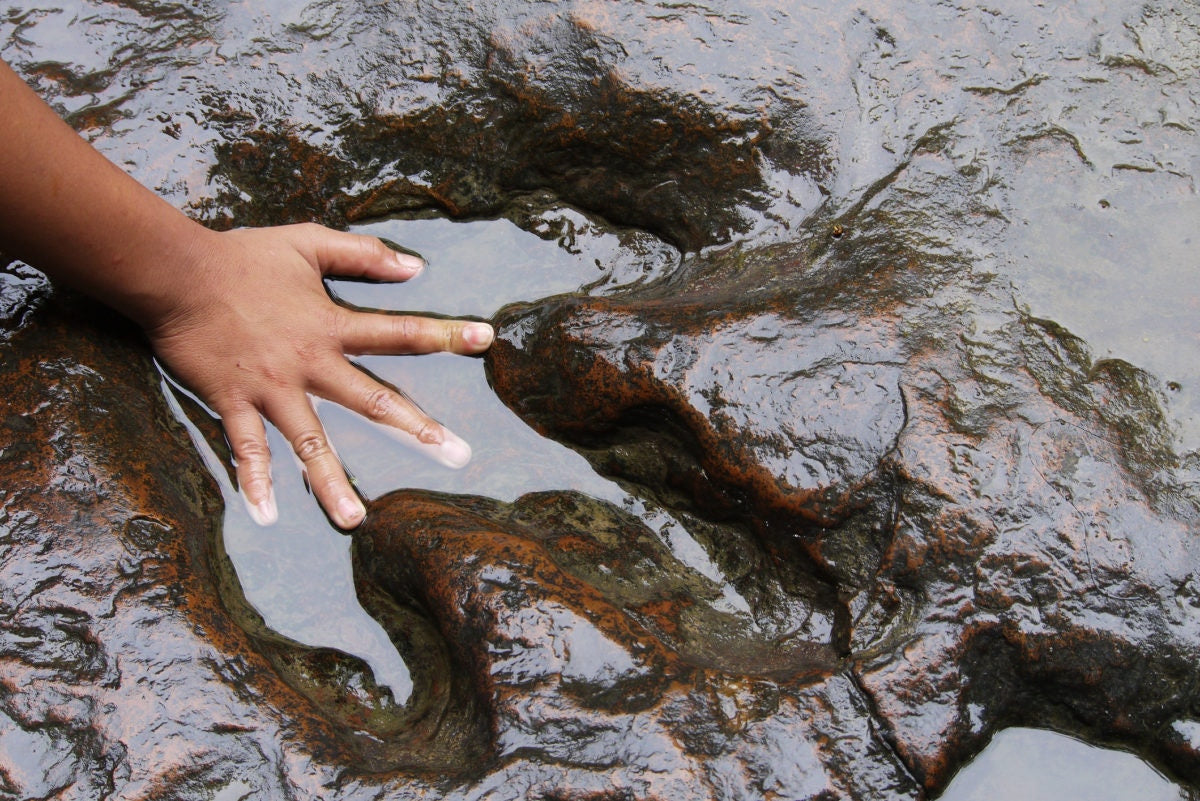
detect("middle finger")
[314,361,472,470]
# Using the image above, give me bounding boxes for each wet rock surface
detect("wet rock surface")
[486,227,1200,792]
[3,0,1200,798]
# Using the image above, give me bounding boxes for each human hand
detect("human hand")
[145,223,493,529]
[1,61,491,527]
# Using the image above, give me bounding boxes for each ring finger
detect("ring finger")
[267,393,367,529]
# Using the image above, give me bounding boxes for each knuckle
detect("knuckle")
[364,387,397,421]
[391,315,422,344]
[292,430,331,462]
[239,471,271,501]
[328,311,348,342]
[413,417,442,446]
[362,235,388,260]
[294,342,322,365]
[323,307,347,341]
[258,364,290,390]
[315,474,344,499]
[232,437,271,465]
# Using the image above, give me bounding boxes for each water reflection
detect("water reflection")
[939,728,1188,801]
[322,214,669,503]
[1003,170,1200,452]
[172,214,1198,796]
[191,215,666,702]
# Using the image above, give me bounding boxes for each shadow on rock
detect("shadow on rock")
[211,11,772,253]
[355,490,917,799]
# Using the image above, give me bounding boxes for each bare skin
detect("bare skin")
[0,59,493,529]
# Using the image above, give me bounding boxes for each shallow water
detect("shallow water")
[201,216,627,701]
[4,0,1200,795]
[939,728,1189,801]
[1001,163,1200,451]
[194,215,1197,796]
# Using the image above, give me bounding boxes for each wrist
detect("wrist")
[92,210,224,334]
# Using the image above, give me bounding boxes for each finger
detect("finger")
[219,404,278,527]
[337,309,494,356]
[290,223,425,281]
[314,363,472,469]
[267,394,367,530]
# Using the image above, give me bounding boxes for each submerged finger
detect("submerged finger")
[315,363,472,469]
[268,395,367,530]
[219,405,278,527]
[338,310,494,356]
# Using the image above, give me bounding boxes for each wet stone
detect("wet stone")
[3,0,1200,798]
[485,210,1200,792]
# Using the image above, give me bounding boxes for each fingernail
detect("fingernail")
[438,431,472,469]
[337,495,366,528]
[393,250,425,276]
[246,491,278,527]
[464,322,494,349]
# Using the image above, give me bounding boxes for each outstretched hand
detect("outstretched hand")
[1,59,490,528]
[146,223,493,529]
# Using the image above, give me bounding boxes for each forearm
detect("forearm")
[0,60,213,327]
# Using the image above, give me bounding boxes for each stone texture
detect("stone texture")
[483,219,1200,792]
[2,0,1200,798]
